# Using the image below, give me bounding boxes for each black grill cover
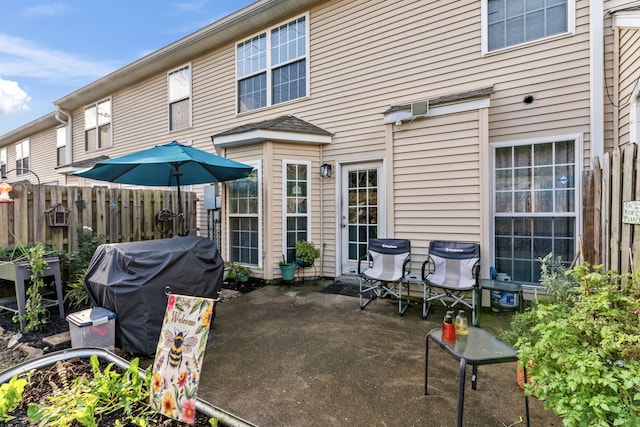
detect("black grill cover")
[84,236,223,356]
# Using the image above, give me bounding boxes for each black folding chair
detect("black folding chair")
[421,241,480,325]
[359,238,411,315]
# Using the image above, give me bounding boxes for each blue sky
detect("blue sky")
[0,0,254,136]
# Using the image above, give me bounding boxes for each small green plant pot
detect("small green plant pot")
[296,257,313,268]
[280,264,296,281]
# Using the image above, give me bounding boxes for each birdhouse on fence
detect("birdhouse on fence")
[46,203,71,227]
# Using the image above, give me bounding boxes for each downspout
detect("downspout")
[591,0,604,160]
[54,109,73,183]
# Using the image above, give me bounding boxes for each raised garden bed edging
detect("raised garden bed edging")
[0,347,256,427]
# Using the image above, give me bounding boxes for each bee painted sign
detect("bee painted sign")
[149,293,214,424]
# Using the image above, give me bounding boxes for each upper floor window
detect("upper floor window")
[485,0,570,52]
[0,148,6,176]
[85,98,111,151]
[15,139,29,175]
[168,65,191,131]
[237,15,308,113]
[56,126,67,166]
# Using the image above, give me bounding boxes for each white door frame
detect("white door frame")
[338,160,386,275]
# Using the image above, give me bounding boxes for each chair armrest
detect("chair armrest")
[402,255,412,278]
[421,257,434,281]
[472,261,481,286]
[357,254,370,275]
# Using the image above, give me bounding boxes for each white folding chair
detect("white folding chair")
[359,238,411,315]
[421,241,480,325]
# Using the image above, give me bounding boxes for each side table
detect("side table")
[479,279,524,314]
[425,327,530,427]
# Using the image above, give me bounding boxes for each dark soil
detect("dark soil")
[0,280,266,425]
[7,357,214,426]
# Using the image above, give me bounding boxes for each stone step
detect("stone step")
[43,331,70,348]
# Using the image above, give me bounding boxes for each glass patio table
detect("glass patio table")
[425,327,530,427]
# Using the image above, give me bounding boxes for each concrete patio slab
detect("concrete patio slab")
[199,281,561,426]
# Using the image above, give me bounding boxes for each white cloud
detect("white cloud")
[23,3,72,17]
[0,77,30,114]
[0,33,117,83]
[176,1,207,12]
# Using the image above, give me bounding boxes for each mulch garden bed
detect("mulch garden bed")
[0,278,266,425]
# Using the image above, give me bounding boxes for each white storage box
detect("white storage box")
[66,307,117,348]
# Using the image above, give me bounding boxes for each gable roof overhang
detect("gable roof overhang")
[612,6,640,28]
[56,155,110,175]
[0,112,59,146]
[54,0,324,111]
[212,115,333,148]
[382,86,494,125]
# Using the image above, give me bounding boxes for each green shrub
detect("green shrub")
[514,263,640,426]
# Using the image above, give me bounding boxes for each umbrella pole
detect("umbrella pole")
[175,172,186,236]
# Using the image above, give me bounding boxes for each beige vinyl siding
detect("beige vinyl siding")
[28,129,61,185]
[604,8,617,151]
[268,142,323,279]
[46,0,597,278]
[618,27,640,146]
[605,1,640,149]
[112,75,168,151]
[2,128,62,186]
[392,110,482,264]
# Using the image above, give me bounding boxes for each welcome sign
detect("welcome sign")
[149,293,213,424]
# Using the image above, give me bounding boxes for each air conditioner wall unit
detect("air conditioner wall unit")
[411,100,429,117]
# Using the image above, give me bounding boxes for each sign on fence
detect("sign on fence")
[623,201,640,224]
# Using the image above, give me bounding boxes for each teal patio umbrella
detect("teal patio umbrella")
[73,141,253,229]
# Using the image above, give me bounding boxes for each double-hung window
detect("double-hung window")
[15,140,29,175]
[493,138,579,283]
[228,163,260,266]
[168,65,191,130]
[485,0,572,52]
[85,98,111,151]
[237,15,308,113]
[0,148,6,176]
[56,126,67,166]
[283,162,310,263]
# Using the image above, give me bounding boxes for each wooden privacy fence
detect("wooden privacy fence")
[583,143,640,273]
[0,183,197,255]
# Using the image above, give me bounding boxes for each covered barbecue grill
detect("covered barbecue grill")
[84,235,223,356]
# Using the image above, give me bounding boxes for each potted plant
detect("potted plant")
[295,241,320,267]
[279,255,296,282]
[226,261,251,282]
[505,256,640,425]
[501,254,577,389]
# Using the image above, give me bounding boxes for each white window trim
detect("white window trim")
[481,0,576,56]
[281,160,312,258]
[0,147,6,171]
[167,63,193,131]
[489,134,583,282]
[84,97,112,151]
[15,139,29,175]
[226,160,262,268]
[235,12,310,114]
[56,126,67,166]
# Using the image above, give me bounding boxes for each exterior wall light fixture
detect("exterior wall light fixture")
[320,163,332,178]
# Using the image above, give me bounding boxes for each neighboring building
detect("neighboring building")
[2,0,639,286]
